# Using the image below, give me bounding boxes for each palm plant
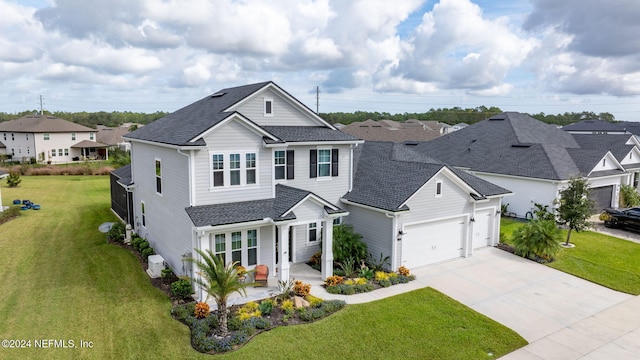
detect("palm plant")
[512,219,562,262]
[188,249,250,336]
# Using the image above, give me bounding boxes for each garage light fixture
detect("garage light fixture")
[397,230,404,241]
[469,217,475,223]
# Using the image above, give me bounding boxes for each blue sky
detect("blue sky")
[2,0,640,120]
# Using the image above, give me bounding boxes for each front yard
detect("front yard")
[500,218,640,295]
[0,176,525,359]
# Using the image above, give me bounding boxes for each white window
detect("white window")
[212,154,224,187]
[264,98,273,116]
[141,201,146,227]
[230,154,241,186]
[64,148,69,156]
[211,230,258,267]
[214,234,226,264]
[51,149,56,157]
[274,150,286,180]
[90,132,95,140]
[155,159,162,194]
[318,149,331,177]
[58,149,63,156]
[435,180,443,197]
[308,222,320,242]
[43,133,50,140]
[71,133,76,141]
[247,230,257,266]
[211,151,258,188]
[246,153,256,185]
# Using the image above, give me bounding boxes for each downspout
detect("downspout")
[385,212,399,270]
[177,149,195,206]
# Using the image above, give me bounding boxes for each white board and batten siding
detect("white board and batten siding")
[233,88,321,127]
[130,141,193,275]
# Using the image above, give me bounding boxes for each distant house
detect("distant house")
[0,115,109,163]
[340,119,445,143]
[97,125,133,151]
[562,120,629,135]
[414,112,639,217]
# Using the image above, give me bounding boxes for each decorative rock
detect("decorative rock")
[293,296,310,309]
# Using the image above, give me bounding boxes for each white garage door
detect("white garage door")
[402,216,465,268]
[472,209,493,249]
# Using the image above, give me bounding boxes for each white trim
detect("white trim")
[400,167,480,209]
[190,113,279,143]
[340,197,410,214]
[154,157,163,196]
[208,150,260,190]
[264,140,363,148]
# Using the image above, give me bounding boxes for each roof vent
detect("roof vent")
[489,115,506,121]
[405,141,419,146]
[511,144,531,148]
[211,92,225,98]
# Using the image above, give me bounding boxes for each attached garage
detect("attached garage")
[401,216,466,268]
[589,185,614,212]
[472,208,494,249]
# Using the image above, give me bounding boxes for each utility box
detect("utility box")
[147,255,165,278]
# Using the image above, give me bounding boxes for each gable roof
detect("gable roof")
[571,134,636,162]
[562,120,627,133]
[412,112,616,181]
[125,81,341,147]
[342,142,510,212]
[0,115,94,133]
[185,184,345,227]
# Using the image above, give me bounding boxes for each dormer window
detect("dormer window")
[264,98,273,116]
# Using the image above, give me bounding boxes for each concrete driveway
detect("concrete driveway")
[411,247,638,359]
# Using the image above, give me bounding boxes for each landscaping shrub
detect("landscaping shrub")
[378,279,392,288]
[324,275,344,287]
[137,240,149,252]
[276,279,295,302]
[6,171,21,187]
[374,271,389,282]
[309,251,322,266]
[194,302,210,319]
[512,219,562,262]
[359,266,374,280]
[141,246,154,260]
[397,265,411,277]
[354,283,375,293]
[237,301,261,321]
[332,224,368,263]
[258,299,274,316]
[293,280,311,297]
[171,278,193,299]
[227,316,242,331]
[338,257,358,278]
[298,300,346,321]
[107,221,125,242]
[279,299,294,315]
[367,252,390,272]
[130,236,143,250]
[619,184,640,207]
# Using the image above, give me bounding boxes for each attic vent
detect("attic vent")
[359,125,369,127]
[489,115,506,120]
[211,92,225,98]
[372,125,382,128]
[511,144,531,148]
[405,141,419,146]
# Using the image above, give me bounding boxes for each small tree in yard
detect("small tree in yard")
[187,250,249,336]
[512,219,562,261]
[555,177,594,246]
[6,171,21,187]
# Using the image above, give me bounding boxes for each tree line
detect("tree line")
[0,108,616,129]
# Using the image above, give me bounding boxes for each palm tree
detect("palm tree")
[188,249,249,336]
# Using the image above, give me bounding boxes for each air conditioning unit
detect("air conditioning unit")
[147,255,165,278]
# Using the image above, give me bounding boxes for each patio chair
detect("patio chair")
[254,264,269,287]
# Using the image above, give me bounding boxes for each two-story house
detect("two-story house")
[115,82,511,302]
[0,115,108,163]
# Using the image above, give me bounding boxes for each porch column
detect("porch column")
[321,218,334,280]
[277,224,290,281]
[196,232,209,302]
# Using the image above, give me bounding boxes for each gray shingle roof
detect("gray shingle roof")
[111,164,133,187]
[125,82,271,146]
[412,112,607,181]
[343,142,510,212]
[0,141,5,148]
[262,126,360,143]
[0,115,95,133]
[571,134,634,161]
[185,184,345,227]
[562,120,626,132]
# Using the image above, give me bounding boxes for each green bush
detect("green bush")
[512,219,562,262]
[130,236,143,250]
[107,222,125,242]
[619,184,640,207]
[332,224,368,263]
[6,171,21,187]
[171,278,193,299]
[258,299,274,316]
[137,240,149,252]
[378,279,392,288]
[141,247,154,260]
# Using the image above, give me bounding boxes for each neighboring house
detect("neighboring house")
[562,120,629,135]
[0,115,109,163]
[0,169,8,212]
[444,122,468,134]
[342,141,510,269]
[413,112,639,217]
[97,125,133,151]
[339,119,444,143]
[112,81,511,301]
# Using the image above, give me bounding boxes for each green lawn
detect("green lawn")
[0,176,526,359]
[500,218,640,295]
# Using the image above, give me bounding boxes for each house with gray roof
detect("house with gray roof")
[562,120,628,135]
[339,119,445,143]
[0,115,108,163]
[413,112,639,217]
[113,81,511,303]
